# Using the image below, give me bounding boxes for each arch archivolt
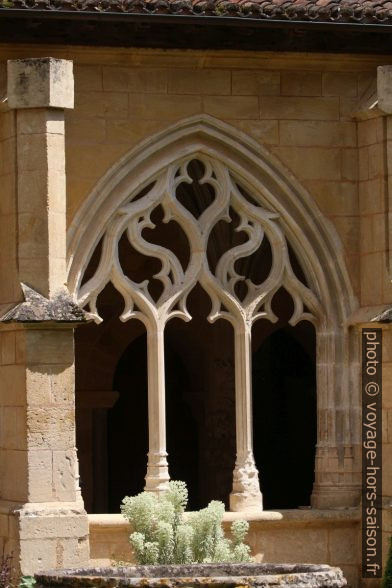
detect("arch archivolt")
[68,115,360,510]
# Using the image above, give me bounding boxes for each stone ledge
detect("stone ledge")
[0,283,87,324]
[88,508,361,533]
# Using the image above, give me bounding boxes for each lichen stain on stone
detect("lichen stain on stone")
[0,283,88,323]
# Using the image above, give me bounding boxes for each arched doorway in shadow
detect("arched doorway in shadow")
[107,331,200,513]
[252,320,317,510]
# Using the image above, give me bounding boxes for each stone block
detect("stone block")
[59,537,89,568]
[168,69,230,95]
[17,133,49,173]
[261,96,339,120]
[341,148,358,181]
[358,118,383,147]
[0,110,16,140]
[232,71,280,96]
[0,514,9,537]
[18,211,49,259]
[0,448,28,501]
[204,96,259,119]
[0,261,20,307]
[377,66,392,114]
[328,527,359,565]
[104,118,163,145]
[17,109,64,136]
[128,94,202,120]
[359,179,384,215]
[52,450,77,502]
[19,538,57,574]
[358,147,369,181]
[75,91,128,119]
[0,137,16,177]
[48,210,67,259]
[279,120,356,147]
[8,58,74,110]
[26,449,53,502]
[338,565,359,588]
[361,213,386,254]
[340,97,360,121]
[25,329,74,365]
[27,407,75,450]
[306,181,358,216]
[360,252,383,306]
[0,212,17,263]
[252,526,329,563]
[368,143,384,179]
[103,67,167,93]
[0,331,16,366]
[19,512,88,540]
[50,364,75,405]
[74,64,103,92]
[17,170,63,215]
[0,172,17,217]
[65,115,106,144]
[322,72,358,97]
[281,72,321,96]
[66,143,126,182]
[0,406,27,450]
[271,146,341,181]
[230,120,279,145]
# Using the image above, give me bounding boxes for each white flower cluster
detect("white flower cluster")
[120,481,252,565]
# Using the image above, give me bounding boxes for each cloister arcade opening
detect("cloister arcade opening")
[68,116,356,515]
[74,285,316,514]
[73,154,317,514]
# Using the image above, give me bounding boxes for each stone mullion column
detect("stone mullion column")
[144,323,170,494]
[0,58,89,575]
[229,323,262,512]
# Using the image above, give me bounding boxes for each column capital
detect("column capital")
[7,57,74,110]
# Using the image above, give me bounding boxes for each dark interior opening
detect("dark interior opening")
[252,320,317,509]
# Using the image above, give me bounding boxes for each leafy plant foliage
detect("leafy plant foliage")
[121,481,252,565]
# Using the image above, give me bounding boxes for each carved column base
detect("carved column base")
[311,445,361,508]
[144,451,170,494]
[229,453,263,512]
[0,501,89,575]
[311,485,361,509]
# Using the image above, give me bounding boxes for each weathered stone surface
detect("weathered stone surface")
[7,58,74,110]
[0,284,87,323]
[36,564,347,588]
[371,306,392,323]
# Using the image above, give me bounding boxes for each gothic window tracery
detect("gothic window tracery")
[76,154,321,510]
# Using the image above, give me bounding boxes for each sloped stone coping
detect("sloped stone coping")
[36,563,347,588]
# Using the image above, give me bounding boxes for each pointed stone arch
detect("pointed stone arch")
[68,114,360,510]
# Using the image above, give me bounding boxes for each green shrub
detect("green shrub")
[121,481,252,565]
[382,536,392,588]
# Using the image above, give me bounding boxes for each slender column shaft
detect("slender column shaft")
[145,324,170,493]
[234,325,253,457]
[230,323,262,511]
